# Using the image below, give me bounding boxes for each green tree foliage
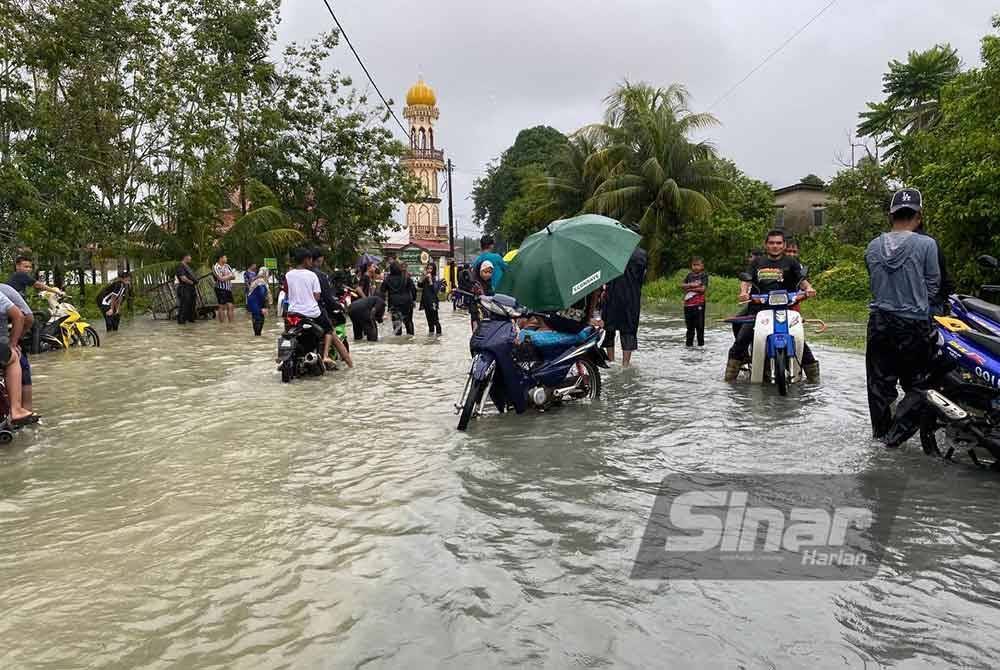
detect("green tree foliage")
[498,165,560,247]
[0,1,414,285]
[911,17,1000,286]
[800,174,825,186]
[673,159,773,276]
[472,125,568,238]
[857,43,961,176]
[584,82,729,276]
[825,158,892,246]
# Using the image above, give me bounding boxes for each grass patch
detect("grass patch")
[643,270,869,350]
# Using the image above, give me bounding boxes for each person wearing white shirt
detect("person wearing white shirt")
[285,248,335,366]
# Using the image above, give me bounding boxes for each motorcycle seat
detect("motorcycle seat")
[960,329,1000,360]
[961,297,1000,325]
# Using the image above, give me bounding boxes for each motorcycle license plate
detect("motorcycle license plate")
[280,340,293,348]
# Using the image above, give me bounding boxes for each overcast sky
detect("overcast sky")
[277,0,992,237]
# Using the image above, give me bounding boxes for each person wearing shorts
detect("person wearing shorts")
[0,283,34,414]
[602,248,648,367]
[212,253,236,323]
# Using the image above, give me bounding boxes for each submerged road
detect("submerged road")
[1,308,998,668]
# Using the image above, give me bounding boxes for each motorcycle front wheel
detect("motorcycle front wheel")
[280,359,294,383]
[774,350,788,396]
[81,326,100,347]
[457,376,488,431]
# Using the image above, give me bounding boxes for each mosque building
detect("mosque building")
[383,77,451,272]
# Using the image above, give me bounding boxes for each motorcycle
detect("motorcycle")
[945,255,1000,336]
[886,256,1000,467]
[455,293,608,431]
[0,377,16,445]
[276,314,326,383]
[728,288,807,396]
[38,291,100,351]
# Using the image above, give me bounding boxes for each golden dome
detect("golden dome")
[406,78,437,107]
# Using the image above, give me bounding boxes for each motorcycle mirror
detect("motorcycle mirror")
[977,255,998,270]
[738,272,753,282]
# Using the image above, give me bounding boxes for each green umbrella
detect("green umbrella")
[496,214,640,311]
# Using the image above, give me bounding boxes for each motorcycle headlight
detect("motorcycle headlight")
[768,292,788,306]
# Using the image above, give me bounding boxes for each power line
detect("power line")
[708,0,839,111]
[318,0,409,137]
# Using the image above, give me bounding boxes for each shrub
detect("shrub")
[813,261,870,301]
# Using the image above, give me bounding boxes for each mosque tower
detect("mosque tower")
[401,77,447,242]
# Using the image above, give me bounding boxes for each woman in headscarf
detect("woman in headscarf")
[469,259,496,331]
[247,266,271,336]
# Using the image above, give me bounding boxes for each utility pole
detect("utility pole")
[446,158,456,288]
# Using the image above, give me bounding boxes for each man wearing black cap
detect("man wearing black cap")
[864,188,941,441]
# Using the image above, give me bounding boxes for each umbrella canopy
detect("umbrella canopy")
[503,248,519,263]
[356,253,382,271]
[496,214,640,311]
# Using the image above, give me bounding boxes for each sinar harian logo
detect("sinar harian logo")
[666,491,873,566]
[631,474,904,580]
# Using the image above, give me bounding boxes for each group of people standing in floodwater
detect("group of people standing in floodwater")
[170,249,447,344]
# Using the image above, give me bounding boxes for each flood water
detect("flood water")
[2,308,999,669]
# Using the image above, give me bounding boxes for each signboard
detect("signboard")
[263,257,278,270]
[397,246,423,268]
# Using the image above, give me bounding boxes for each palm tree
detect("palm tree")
[584,82,730,274]
[532,130,607,218]
[130,201,303,291]
[858,44,961,168]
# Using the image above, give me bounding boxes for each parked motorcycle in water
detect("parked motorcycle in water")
[276,315,326,383]
[38,291,100,351]
[886,256,1000,467]
[946,255,1000,336]
[455,293,607,431]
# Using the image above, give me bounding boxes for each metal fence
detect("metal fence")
[148,273,218,320]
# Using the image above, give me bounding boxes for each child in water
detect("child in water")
[681,256,708,347]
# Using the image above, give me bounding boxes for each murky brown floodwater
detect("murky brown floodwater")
[1,307,999,669]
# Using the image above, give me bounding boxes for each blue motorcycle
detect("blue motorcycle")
[946,255,1000,336]
[887,255,1000,466]
[456,294,607,431]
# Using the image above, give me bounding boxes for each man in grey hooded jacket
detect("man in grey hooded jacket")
[864,188,941,440]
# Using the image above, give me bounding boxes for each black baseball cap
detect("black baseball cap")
[889,188,922,214]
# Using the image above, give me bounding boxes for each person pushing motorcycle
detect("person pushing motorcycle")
[725,229,819,382]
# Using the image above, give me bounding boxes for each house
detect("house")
[772,183,830,236]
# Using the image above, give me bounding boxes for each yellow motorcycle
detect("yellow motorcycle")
[39,291,100,350]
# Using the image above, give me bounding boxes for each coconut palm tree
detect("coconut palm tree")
[130,198,303,291]
[584,82,730,274]
[531,130,607,218]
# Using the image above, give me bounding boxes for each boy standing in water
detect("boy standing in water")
[681,257,708,347]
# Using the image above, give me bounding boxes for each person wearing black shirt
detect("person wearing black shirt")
[7,256,62,298]
[725,230,817,382]
[347,295,386,341]
[379,261,417,336]
[96,272,131,331]
[418,263,442,336]
[311,249,353,367]
[175,253,198,324]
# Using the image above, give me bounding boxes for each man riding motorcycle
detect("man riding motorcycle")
[285,248,337,367]
[725,229,819,382]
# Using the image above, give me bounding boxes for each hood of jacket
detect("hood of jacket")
[871,231,921,273]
